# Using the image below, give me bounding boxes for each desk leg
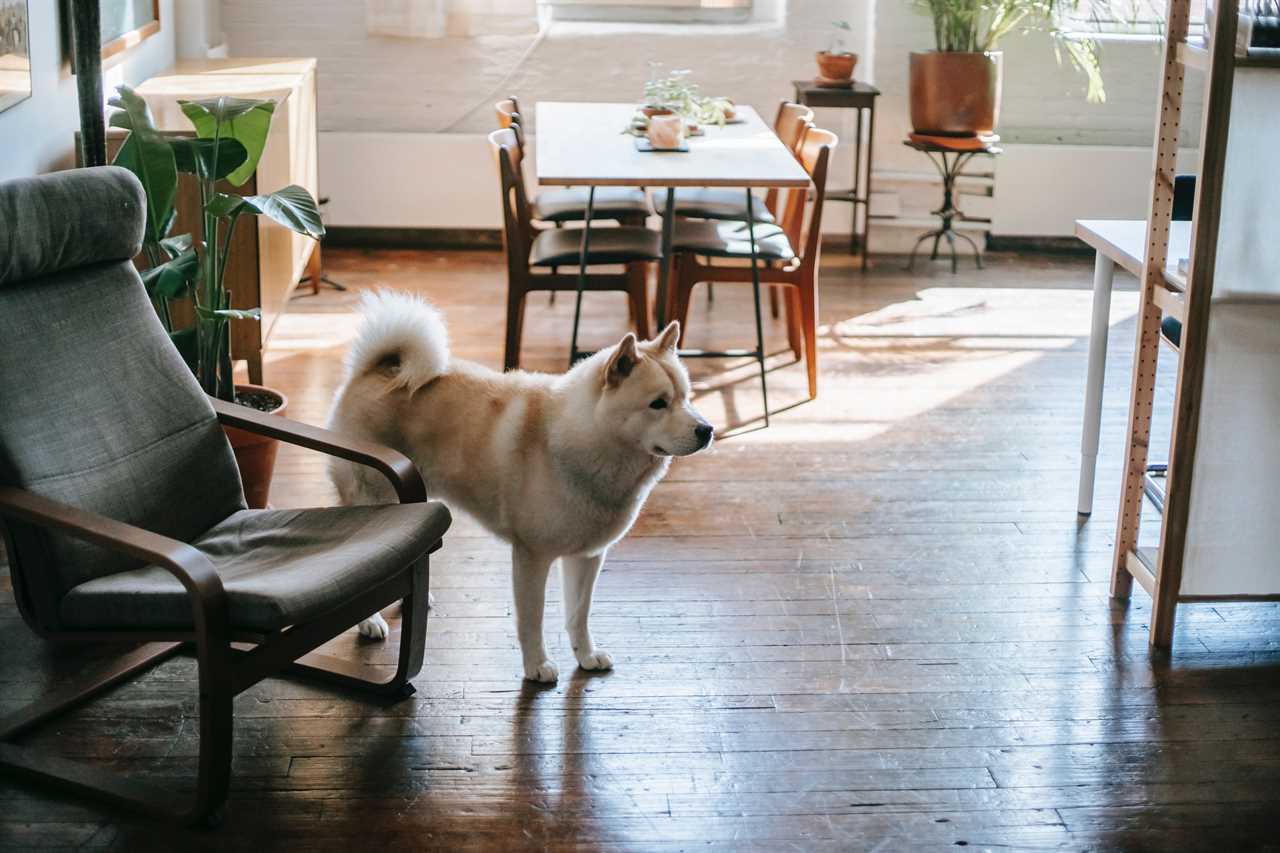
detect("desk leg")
[656,188,676,328]
[1078,251,1116,516]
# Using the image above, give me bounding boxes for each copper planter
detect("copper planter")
[909,51,1003,136]
[224,383,288,509]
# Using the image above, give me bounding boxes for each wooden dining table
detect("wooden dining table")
[535,101,812,380]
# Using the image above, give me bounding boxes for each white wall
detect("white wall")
[221,0,1195,239]
[0,0,178,182]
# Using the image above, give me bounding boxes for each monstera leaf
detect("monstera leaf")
[179,96,277,187]
[209,185,325,240]
[108,86,177,244]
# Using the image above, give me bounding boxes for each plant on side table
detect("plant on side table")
[108,84,325,508]
[910,0,1111,136]
[816,20,858,86]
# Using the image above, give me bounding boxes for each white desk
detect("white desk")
[1074,219,1191,515]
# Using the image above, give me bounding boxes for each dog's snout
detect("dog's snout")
[694,422,714,448]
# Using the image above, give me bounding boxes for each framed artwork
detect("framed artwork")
[99,0,159,60]
[0,0,31,114]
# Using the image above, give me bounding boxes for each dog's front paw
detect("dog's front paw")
[577,650,614,671]
[358,612,390,640]
[523,659,559,683]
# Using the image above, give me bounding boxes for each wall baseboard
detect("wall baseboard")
[325,227,503,251]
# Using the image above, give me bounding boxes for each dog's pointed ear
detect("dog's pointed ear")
[605,333,640,387]
[653,321,680,354]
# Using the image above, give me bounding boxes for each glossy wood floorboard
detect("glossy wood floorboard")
[4,249,1280,851]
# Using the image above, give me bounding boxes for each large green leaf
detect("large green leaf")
[109,85,177,244]
[159,233,194,258]
[213,185,325,240]
[171,137,249,181]
[179,97,277,187]
[140,248,199,299]
[196,305,262,321]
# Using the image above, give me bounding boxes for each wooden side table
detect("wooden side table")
[792,80,880,271]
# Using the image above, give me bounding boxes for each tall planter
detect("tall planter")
[909,51,1003,136]
[224,384,288,509]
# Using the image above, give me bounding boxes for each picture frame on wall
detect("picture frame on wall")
[98,0,160,60]
[0,0,31,114]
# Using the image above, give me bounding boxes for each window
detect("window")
[539,0,752,25]
[1059,0,1206,38]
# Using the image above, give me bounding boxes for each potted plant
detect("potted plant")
[910,0,1106,136]
[639,66,736,131]
[108,85,324,508]
[816,20,858,85]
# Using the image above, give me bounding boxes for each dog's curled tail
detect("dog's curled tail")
[348,290,450,392]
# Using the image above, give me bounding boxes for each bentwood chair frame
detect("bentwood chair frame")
[668,126,837,403]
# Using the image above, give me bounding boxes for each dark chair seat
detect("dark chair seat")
[653,188,775,224]
[671,220,795,261]
[60,504,452,632]
[533,187,651,223]
[530,226,663,267]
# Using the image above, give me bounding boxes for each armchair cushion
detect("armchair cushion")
[59,503,452,632]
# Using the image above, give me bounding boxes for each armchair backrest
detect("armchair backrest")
[0,167,246,631]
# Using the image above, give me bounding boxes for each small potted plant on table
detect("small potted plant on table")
[109,85,324,507]
[816,20,858,86]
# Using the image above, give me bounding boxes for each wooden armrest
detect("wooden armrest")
[210,398,427,504]
[0,487,228,635]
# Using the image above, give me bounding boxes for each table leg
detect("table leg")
[568,187,596,367]
[852,108,862,257]
[656,188,676,329]
[746,188,769,426]
[862,101,876,273]
[1078,251,1116,516]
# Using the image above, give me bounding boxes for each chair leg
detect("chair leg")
[672,258,696,345]
[0,641,235,826]
[288,559,430,700]
[505,286,528,371]
[784,288,803,361]
[769,285,781,319]
[799,281,819,400]
[627,263,651,340]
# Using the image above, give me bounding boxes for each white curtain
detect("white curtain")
[367,0,539,38]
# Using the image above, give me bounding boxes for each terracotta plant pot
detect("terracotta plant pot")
[640,106,674,119]
[816,51,857,83]
[224,383,288,509]
[909,51,1003,136]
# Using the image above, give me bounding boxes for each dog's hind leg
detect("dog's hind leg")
[512,545,558,683]
[562,552,612,672]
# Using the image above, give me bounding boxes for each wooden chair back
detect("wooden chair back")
[495,97,527,148]
[488,128,534,275]
[774,102,814,154]
[780,126,837,273]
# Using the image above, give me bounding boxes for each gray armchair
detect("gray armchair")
[0,167,451,825]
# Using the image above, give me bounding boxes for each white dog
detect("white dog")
[327,291,713,682]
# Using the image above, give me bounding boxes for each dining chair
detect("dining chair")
[489,128,661,369]
[667,127,837,402]
[0,167,452,825]
[495,97,650,228]
[652,101,813,318]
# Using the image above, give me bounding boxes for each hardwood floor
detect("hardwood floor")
[4,248,1280,851]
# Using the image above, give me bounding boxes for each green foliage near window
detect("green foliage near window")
[912,0,1119,102]
[109,85,324,401]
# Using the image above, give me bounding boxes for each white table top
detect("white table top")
[1075,219,1192,280]
[535,102,811,189]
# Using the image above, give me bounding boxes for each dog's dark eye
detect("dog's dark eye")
[649,397,668,410]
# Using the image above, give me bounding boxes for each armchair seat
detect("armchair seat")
[60,504,451,632]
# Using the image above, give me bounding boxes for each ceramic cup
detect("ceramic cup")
[647,114,685,150]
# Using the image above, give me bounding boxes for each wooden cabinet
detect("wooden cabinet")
[133,58,320,384]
